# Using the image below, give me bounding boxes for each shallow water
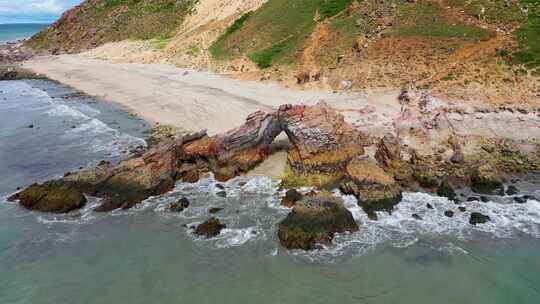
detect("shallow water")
[1,80,540,303]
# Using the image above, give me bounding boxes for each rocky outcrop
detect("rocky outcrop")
[13,109,280,212]
[10,182,86,213]
[375,134,414,185]
[340,158,402,216]
[195,217,226,238]
[279,102,367,188]
[471,163,504,195]
[277,194,359,250]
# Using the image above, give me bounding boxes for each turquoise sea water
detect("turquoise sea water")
[0,23,49,43]
[0,79,540,303]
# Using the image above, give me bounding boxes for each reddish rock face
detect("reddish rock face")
[12,102,374,212]
[279,102,368,187]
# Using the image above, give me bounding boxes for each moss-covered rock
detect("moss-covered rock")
[469,212,490,225]
[413,166,439,188]
[169,198,190,212]
[280,189,303,208]
[278,193,359,250]
[340,158,402,215]
[471,163,503,194]
[437,179,458,202]
[15,182,86,213]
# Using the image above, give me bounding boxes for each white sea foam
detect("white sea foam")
[20,170,540,260]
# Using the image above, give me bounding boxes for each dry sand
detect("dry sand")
[23,55,399,136]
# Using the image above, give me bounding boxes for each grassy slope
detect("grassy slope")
[209,0,355,68]
[210,0,538,75]
[27,0,199,52]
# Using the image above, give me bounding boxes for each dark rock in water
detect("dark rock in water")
[437,179,458,202]
[495,187,506,196]
[280,189,303,208]
[506,185,519,196]
[14,182,86,213]
[215,184,225,190]
[340,158,402,215]
[412,213,422,220]
[169,198,190,212]
[469,212,490,225]
[28,124,34,128]
[278,194,359,250]
[513,195,536,204]
[471,164,503,195]
[208,207,224,214]
[426,203,433,209]
[458,206,466,212]
[444,210,454,218]
[216,191,227,198]
[480,196,490,203]
[467,197,479,202]
[195,217,226,238]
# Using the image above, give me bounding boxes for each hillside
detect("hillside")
[26,0,199,52]
[25,0,539,105]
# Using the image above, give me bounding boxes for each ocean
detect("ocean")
[0,23,49,43]
[0,79,539,303]
[0,11,539,304]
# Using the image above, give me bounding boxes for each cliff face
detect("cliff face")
[26,0,199,52]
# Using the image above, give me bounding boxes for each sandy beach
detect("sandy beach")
[24,54,403,136]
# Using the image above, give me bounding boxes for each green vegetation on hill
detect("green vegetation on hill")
[392,2,494,40]
[27,0,199,51]
[210,0,500,69]
[513,0,540,71]
[209,0,356,69]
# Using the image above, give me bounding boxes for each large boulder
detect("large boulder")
[340,158,402,215]
[279,102,367,188]
[471,163,503,195]
[14,182,86,213]
[278,194,359,250]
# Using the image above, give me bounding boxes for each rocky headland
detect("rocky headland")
[8,94,540,249]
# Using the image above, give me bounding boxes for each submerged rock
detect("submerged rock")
[216,191,227,198]
[208,207,224,214]
[444,210,454,218]
[340,158,402,215]
[412,213,422,220]
[278,194,359,250]
[469,212,491,225]
[14,182,86,213]
[280,189,303,208]
[426,203,433,209]
[169,198,190,212]
[195,217,226,238]
[505,185,519,196]
[471,164,503,195]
